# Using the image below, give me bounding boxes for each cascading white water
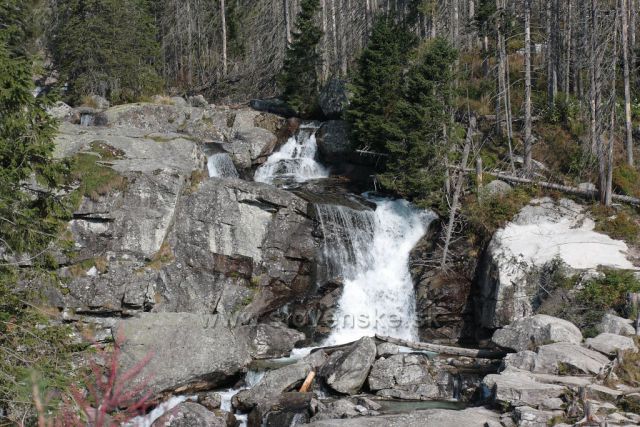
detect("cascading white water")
[319,196,436,346]
[254,124,328,184]
[207,153,239,178]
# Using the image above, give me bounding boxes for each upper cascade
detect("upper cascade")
[254,123,328,185]
[318,195,436,345]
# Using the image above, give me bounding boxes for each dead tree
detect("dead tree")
[523,0,533,172]
[621,0,634,167]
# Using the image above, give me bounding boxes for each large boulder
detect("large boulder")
[117,313,251,397]
[318,78,349,119]
[491,315,583,352]
[316,121,351,164]
[482,370,566,407]
[238,322,305,359]
[367,354,446,400]
[224,127,277,170]
[476,198,634,329]
[152,402,234,427]
[505,343,609,375]
[597,313,636,336]
[319,337,377,395]
[585,333,638,356]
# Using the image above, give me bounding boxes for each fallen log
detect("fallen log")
[375,335,508,359]
[452,167,640,206]
[299,371,316,393]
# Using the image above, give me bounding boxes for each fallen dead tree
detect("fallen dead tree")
[375,335,508,359]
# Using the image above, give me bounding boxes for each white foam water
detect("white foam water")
[319,196,436,345]
[254,124,328,184]
[207,153,239,178]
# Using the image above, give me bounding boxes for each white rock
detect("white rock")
[478,198,635,329]
[492,315,583,352]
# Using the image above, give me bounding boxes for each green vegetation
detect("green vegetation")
[50,0,163,104]
[69,152,127,205]
[540,268,640,337]
[590,205,640,245]
[279,0,323,117]
[346,19,457,210]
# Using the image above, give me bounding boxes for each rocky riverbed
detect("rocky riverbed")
[23,98,640,426]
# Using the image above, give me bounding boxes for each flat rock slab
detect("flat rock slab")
[117,312,251,397]
[308,407,501,426]
[482,370,565,407]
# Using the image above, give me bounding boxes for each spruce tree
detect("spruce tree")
[50,0,163,104]
[0,0,70,256]
[279,0,323,117]
[380,38,457,208]
[345,18,417,154]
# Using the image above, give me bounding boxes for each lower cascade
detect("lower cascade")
[319,196,436,345]
[207,153,239,178]
[254,122,328,185]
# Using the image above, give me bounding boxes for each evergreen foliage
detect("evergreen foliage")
[50,0,163,104]
[279,0,323,117]
[0,1,74,421]
[347,23,457,208]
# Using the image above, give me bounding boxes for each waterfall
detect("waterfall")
[80,114,94,126]
[254,123,328,185]
[207,153,239,178]
[318,196,436,346]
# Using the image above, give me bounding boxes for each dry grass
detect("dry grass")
[146,242,175,270]
[152,95,175,105]
[80,95,99,109]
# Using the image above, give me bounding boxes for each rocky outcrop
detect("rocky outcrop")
[238,322,305,359]
[504,343,609,376]
[318,79,349,119]
[476,198,634,329]
[316,120,351,164]
[491,315,583,352]
[118,313,251,397]
[320,337,377,395]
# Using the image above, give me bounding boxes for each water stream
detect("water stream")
[318,197,436,345]
[254,123,328,185]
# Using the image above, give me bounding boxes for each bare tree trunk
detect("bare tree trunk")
[284,0,292,45]
[221,0,228,76]
[564,0,572,97]
[524,0,533,172]
[441,117,475,268]
[621,0,634,167]
[607,11,619,206]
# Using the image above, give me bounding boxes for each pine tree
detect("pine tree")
[345,18,417,154]
[0,0,70,256]
[279,0,323,117]
[50,0,163,104]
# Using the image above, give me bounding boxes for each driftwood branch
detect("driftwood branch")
[375,335,507,359]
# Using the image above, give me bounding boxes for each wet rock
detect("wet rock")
[320,337,377,395]
[198,392,222,411]
[238,322,305,359]
[585,333,638,356]
[225,127,277,170]
[256,392,313,427]
[308,407,501,426]
[311,398,360,421]
[233,350,327,412]
[492,315,583,352]
[597,313,636,336]
[318,78,349,119]
[152,402,234,427]
[376,342,400,357]
[117,312,251,397]
[316,121,351,163]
